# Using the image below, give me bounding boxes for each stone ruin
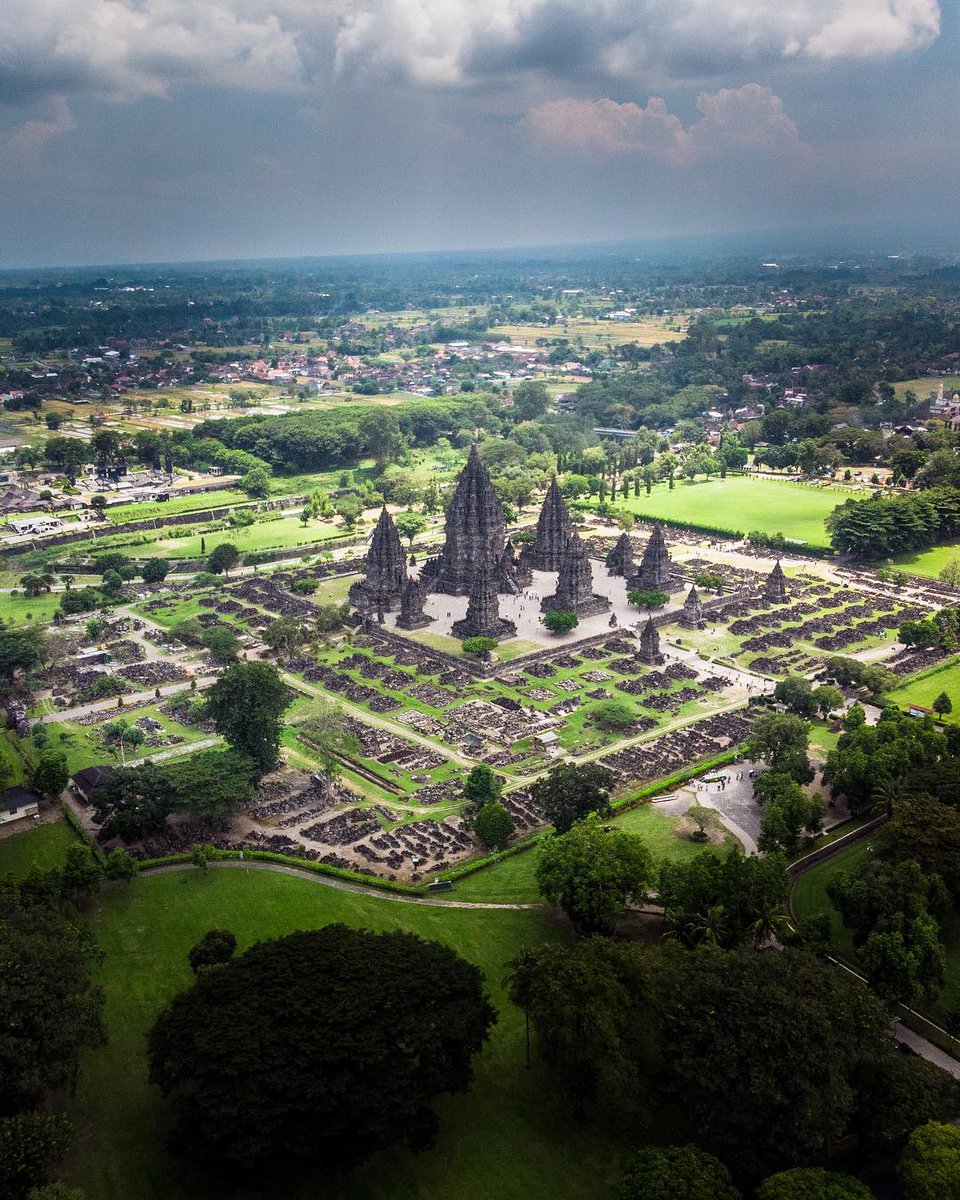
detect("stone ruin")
[541,533,610,619]
[521,475,572,572]
[452,564,517,640]
[634,523,672,591]
[349,506,407,612]
[605,531,634,577]
[638,616,664,665]
[764,559,789,603]
[679,584,705,630]
[395,575,433,630]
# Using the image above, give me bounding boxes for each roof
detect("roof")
[3,786,41,813]
[72,764,115,792]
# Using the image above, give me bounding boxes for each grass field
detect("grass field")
[0,817,79,880]
[891,376,960,403]
[63,868,633,1200]
[581,476,845,546]
[493,318,685,349]
[887,657,960,724]
[0,590,64,626]
[893,540,960,580]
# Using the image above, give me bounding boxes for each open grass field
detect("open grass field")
[886,657,960,724]
[893,540,960,580]
[891,375,960,403]
[0,815,78,880]
[63,868,633,1200]
[494,318,685,349]
[0,590,63,626]
[581,476,845,546]
[791,840,960,1023]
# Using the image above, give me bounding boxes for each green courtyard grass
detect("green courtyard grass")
[0,816,79,881]
[893,539,960,580]
[886,657,960,725]
[580,475,847,547]
[63,867,632,1200]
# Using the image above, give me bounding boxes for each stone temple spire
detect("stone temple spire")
[679,583,704,629]
[525,476,573,571]
[635,522,672,591]
[452,563,517,640]
[428,443,505,595]
[498,538,530,591]
[764,559,788,603]
[638,616,664,664]
[605,532,634,577]
[542,534,609,618]
[349,506,406,612]
[395,575,432,630]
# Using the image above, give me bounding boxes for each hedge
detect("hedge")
[60,800,106,864]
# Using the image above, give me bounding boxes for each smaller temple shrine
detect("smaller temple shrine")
[542,534,609,618]
[638,616,664,664]
[349,506,407,612]
[605,532,634,577]
[679,584,705,629]
[764,559,788,603]
[452,565,517,640]
[395,576,432,630]
[522,476,573,572]
[634,523,672,591]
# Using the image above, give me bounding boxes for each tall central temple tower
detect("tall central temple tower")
[427,444,505,595]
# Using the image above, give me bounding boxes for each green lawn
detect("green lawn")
[887,658,960,724]
[0,590,63,627]
[893,540,960,580]
[581,476,847,547]
[453,802,734,904]
[0,817,79,881]
[64,868,631,1200]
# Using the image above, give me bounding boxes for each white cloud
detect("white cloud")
[523,84,808,165]
[0,97,77,159]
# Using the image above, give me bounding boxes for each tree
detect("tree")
[394,511,427,546]
[541,610,579,635]
[0,894,106,1116]
[535,815,653,935]
[746,711,813,783]
[299,702,359,800]
[141,558,169,584]
[685,803,720,841]
[31,750,68,799]
[204,662,291,772]
[241,466,271,498]
[60,845,102,905]
[28,1183,88,1200]
[90,762,176,842]
[755,774,825,855]
[188,929,237,974]
[530,761,614,834]
[854,1054,960,1151]
[461,636,499,657]
[206,543,240,576]
[813,684,845,717]
[359,409,404,469]
[0,625,47,683]
[463,764,503,809]
[590,698,636,730]
[511,380,549,421]
[618,1145,740,1200]
[773,675,817,718]
[474,802,514,850]
[627,588,669,610]
[147,926,496,1172]
[933,691,953,719]
[201,626,240,664]
[263,616,310,655]
[754,1169,872,1199]
[0,1113,72,1200]
[334,494,362,527]
[102,847,139,884]
[898,1122,960,1200]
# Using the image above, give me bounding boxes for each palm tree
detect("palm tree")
[503,947,538,1069]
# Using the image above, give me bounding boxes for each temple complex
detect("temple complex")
[423,444,505,595]
[638,616,664,664]
[542,534,610,618]
[679,584,705,630]
[764,559,789,603]
[522,476,573,571]
[349,506,407,612]
[634,523,672,591]
[452,564,517,640]
[605,532,634,577]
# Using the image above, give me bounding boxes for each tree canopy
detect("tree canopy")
[203,662,290,772]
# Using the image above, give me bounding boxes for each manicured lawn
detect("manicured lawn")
[893,540,960,580]
[0,817,79,881]
[887,657,960,724]
[64,868,630,1200]
[0,590,63,626]
[453,802,734,904]
[581,476,848,547]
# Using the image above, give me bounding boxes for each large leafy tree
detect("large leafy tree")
[148,925,496,1173]
[530,761,614,834]
[298,702,359,800]
[754,1169,872,1199]
[898,1122,960,1200]
[854,1055,960,1151]
[618,1145,740,1200]
[745,712,813,784]
[536,816,653,935]
[203,662,290,772]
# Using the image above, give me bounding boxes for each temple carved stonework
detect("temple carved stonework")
[349,506,407,612]
[638,616,664,664]
[605,532,634,577]
[426,444,505,595]
[395,575,433,630]
[542,534,610,618]
[452,564,517,640]
[679,584,704,629]
[524,476,573,572]
[764,559,788,603]
[634,522,672,591]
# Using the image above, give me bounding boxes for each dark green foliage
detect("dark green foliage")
[535,816,654,935]
[102,847,139,883]
[474,802,514,850]
[462,764,503,810]
[827,488,960,560]
[754,773,825,855]
[745,712,813,783]
[854,1054,960,1151]
[203,662,290,771]
[0,1113,72,1200]
[91,762,176,842]
[188,929,237,974]
[59,588,108,616]
[31,750,68,798]
[27,1183,88,1200]
[754,1168,872,1199]
[0,624,46,682]
[898,1122,960,1200]
[627,588,669,610]
[140,558,169,584]
[147,925,496,1172]
[0,889,106,1116]
[658,845,787,948]
[878,794,960,896]
[530,761,614,834]
[618,1145,740,1200]
[461,636,499,656]
[590,698,637,729]
[60,845,102,904]
[206,543,240,575]
[772,675,818,718]
[542,610,579,634]
[200,626,240,663]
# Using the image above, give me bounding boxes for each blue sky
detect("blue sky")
[0,1,957,266]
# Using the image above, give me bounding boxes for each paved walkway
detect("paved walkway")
[892,1021,960,1079]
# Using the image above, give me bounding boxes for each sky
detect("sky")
[1,1,958,268]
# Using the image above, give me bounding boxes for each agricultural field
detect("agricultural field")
[581,476,847,547]
[493,317,685,349]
